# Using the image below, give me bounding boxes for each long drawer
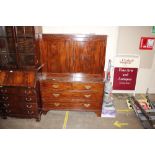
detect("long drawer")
[40,81,103,91]
[43,101,101,111]
[2,102,38,115]
[0,94,37,103]
[0,87,36,96]
[41,91,103,101]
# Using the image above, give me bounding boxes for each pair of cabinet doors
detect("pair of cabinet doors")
[40,34,107,74]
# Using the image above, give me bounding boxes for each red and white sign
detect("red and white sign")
[113,67,138,90]
[139,37,155,50]
[113,55,140,91]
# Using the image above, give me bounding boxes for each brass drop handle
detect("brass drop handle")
[25,97,32,102]
[27,110,34,114]
[52,93,60,97]
[4,103,10,107]
[84,94,91,98]
[54,103,60,107]
[52,84,59,89]
[84,85,92,90]
[1,89,7,93]
[6,109,11,113]
[26,105,32,108]
[24,90,32,94]
[2,96,8,100]
[83,103,90,108]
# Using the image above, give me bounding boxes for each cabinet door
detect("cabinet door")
[72,38,106,74]
[41,37,71,72]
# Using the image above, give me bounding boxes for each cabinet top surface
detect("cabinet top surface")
[39,73,104,83]
[0,71,36,87]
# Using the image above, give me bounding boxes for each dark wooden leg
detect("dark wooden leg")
[36,113,41,122]
[2,115,7,119]
[42,110,48,115]
[36,110,43,122]
[95,111,101,117]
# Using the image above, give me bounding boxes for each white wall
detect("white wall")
[117,26,155,93]
[43,26,119,70]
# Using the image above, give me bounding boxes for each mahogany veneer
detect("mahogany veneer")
[0,71,41,121]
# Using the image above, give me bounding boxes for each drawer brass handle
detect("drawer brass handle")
[52,84,59,89]
[52,93,60,97]
[27,110,34,114]
[0,89,7,93]
[84,94,91,98]
[2,96,8,100]
[6,109,11,113]
[54,103,60,107]
[25,97,32,102]
[24,89,34,94]
[4,103,9,107]
[83,103,90,108]
[84,85,92,90]
[26,105,32,108]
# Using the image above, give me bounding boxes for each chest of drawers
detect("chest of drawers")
[39,73,104,116]
[0,71,41,121]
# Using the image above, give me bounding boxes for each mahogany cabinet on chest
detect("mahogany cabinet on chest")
[0,26,42,121]
[39,34,107,116]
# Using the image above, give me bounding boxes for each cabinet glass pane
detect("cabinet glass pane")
[0,53,17,68]
[16,26,24,36]
[25,27,34,36]
[19,53,35,67]
[7,37,16,52]
[0,27,6,36]
[0,39,7,53]
[5,26,14,37]
[16,26,34,37]
[17,38,34,52]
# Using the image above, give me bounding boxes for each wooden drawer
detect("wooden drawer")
[23,103,38,110]
[23,109,37,116]
[3,104,23,115]
[40,81,72,91]
[4,108,20,115]
[2,102,38,115]
[0,94,37,103]
[0,87,36,96]
[72,83,103,91]
[43,101,101,111]
[23,103,38,115]
[41,91,103,102]
[41,91,71,101]
[72,92,103,101]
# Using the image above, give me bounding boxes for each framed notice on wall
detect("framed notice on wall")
[113,55,140,91]
[139,37,155,50]
[113,67,138,90]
